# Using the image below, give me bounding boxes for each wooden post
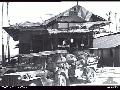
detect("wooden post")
[51,38,53,50]
[77,1,78,6]
[43,39,44,51]
[7,35,10,62]
[2,2,5,66]
[68,22,69,31]
[30,35,33,53]
[115,13,117,32]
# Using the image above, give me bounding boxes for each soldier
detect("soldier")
[66,54,77,82]
[74,51,88,79]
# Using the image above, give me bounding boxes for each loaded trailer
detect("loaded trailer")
[0,50,99,86]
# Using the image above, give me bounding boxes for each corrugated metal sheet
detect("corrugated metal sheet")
[43,5,106,25]
[78,6,92,21]
[16,21,42,27]
[93,33,120,48]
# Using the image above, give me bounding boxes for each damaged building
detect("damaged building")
[3,5,109,56]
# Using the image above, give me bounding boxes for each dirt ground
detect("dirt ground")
[70,67,120,86]
[0,67,120,86]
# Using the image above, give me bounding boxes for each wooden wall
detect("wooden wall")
[93,46,120,67]
[19,31,31,54]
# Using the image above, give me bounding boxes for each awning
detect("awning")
[3,27,19,41]
[3,26,48,41]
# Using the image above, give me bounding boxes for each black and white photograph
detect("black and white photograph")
[0,1,120,86]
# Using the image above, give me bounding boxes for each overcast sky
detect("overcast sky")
[0,1,120,56]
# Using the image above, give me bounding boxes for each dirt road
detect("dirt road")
[70,67,120,86]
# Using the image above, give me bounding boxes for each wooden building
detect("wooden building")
[93,32,120,67]
[3,5,109,54]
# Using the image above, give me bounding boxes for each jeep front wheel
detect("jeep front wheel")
[54,73,69,86]
[58,74,67,86]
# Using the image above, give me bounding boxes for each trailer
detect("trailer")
[0,50,99,86]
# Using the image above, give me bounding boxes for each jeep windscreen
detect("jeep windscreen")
[17,55,46,72]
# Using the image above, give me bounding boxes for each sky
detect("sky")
[0,1,120,56]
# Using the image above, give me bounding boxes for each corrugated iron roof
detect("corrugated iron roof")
[93,32,120,48]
